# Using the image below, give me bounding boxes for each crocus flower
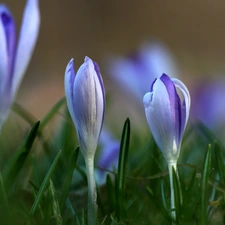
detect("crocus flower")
[0,0,40,130]
[108,41,179,102]
[64,56,105,225]
[65,56,105,157]
[191,77,225,134]
[143,73,190,223]
[143,73,190,163]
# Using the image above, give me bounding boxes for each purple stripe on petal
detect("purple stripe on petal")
[12,0,40,97]
[160,73,182,143]
[0,5,16,83]
[150,78,157,91]
[0,6,16,58]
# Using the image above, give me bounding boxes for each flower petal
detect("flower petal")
[143,78,179,160]
[72,57,105,156]
[12,0,40,96]
[172,78,191,134]
[0,5,16,95]
[64,58,76,124]
[161,74,182,143]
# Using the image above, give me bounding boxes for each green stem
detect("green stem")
[85,156,98,225]
[168,160,177,225]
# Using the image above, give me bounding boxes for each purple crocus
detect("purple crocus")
[0,0,40,130]
[108,41,179,102]
[143,73,190,162]
[65,56,105,157]
[191,78,225,133]
[65,56,105,224]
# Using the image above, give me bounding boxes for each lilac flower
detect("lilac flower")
[65,56,105,157]
[143,74,190,162]
[108,41,179,102]
[192,78,225,132]
[0,0,40,130]
[65,56,105,224]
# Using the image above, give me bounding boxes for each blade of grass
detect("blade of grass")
[214,142,225,223]
[186,168,197,192]
[160,178,168,211]
[48,179,62,225]
[145,185,170,222]
[12,98,66,131]
[30,150,62,216]
[0,173,8,206]
[106,174,116,213]
[214,142,225,185]
[65,199,81,225]
[116,118,130,221]
[12,102,37,126]
[3,121,40,191]
[39,97,66,131]
[201,144,212,225]
[59,147,79,209]
[172,166,181,223]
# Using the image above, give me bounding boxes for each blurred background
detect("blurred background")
[4,0,225,121]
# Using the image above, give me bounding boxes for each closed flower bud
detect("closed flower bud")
[65,56,105,157]
[143,73,190,162]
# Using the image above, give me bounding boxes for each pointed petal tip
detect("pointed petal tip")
[68,58,74,66]
[143,92,153,108]
[84,56,91,62]
[65,58,75,75]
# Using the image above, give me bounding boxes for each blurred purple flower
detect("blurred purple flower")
[108,41,179,102]
[96,129,120,185]
[192,78,225,132]
[65,56,105,157]
[0,0,40,130]
[143,74,190,162]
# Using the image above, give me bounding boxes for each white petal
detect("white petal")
[12,0,40,96]
[143,79,179,160]
[64,58,76,124]
[73,57,104,155]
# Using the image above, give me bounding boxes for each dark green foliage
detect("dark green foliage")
[1,103,225,225]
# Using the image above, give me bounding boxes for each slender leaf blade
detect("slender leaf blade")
[116,118,130,221]
[30,150,62,215]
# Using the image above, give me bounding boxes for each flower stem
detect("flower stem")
[168,160,177,225]
[85,156,98,225]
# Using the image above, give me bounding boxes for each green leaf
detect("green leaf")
[160,179,168,211]
[106,174,116,213]
[39,97,66,131]
[12,98,66,131]
[0,173,8,206]
[3,121,40,191]
[186,168,197,192]
[12,102,37,126]
[30,150,62,216]
[201,144,212,225]
[59,147,79,209]
[214,142,225,185]
[48,179,62,225]
[116,118,130,221]
[172,166,181,222]
[65,199,81,225]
